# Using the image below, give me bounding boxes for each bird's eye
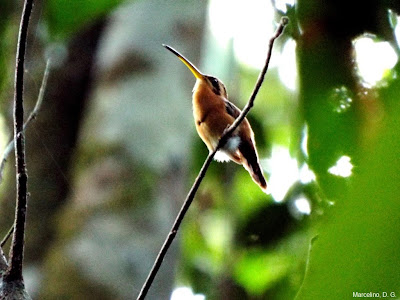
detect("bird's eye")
[207,76,222,95]
[210,77,219,89]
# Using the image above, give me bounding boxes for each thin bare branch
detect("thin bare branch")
[0,59,50,184]
[137,16,288,300]
[0,59,49,252]
[24,60,51,130]
[1,225,14,249]
[221,17,288,143]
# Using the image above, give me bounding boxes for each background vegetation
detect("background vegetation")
[0,0,399,299]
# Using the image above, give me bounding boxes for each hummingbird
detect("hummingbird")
[164,45,267,192]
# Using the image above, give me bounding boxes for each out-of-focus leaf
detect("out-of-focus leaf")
[234,250,291,296]
[296,78,400,299]
[45,0,128,40]
[231,170,271,221]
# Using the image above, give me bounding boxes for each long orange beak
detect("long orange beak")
[163,44,204,79]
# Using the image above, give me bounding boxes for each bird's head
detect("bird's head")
[163,44,227,98]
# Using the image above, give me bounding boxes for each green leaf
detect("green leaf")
[234,250,290,295]
[45,0,128,40]
[296,78,400,299]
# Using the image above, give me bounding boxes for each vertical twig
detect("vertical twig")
[137,17,288,300]
[3,0,34,283]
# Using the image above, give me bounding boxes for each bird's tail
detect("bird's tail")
[239,140,267,193]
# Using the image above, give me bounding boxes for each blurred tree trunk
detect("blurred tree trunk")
[37,1,207,299]
[26,19,106,262]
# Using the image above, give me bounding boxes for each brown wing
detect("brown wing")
[224,99,241,119]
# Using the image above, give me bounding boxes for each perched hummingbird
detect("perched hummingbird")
[164,45,267,192]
